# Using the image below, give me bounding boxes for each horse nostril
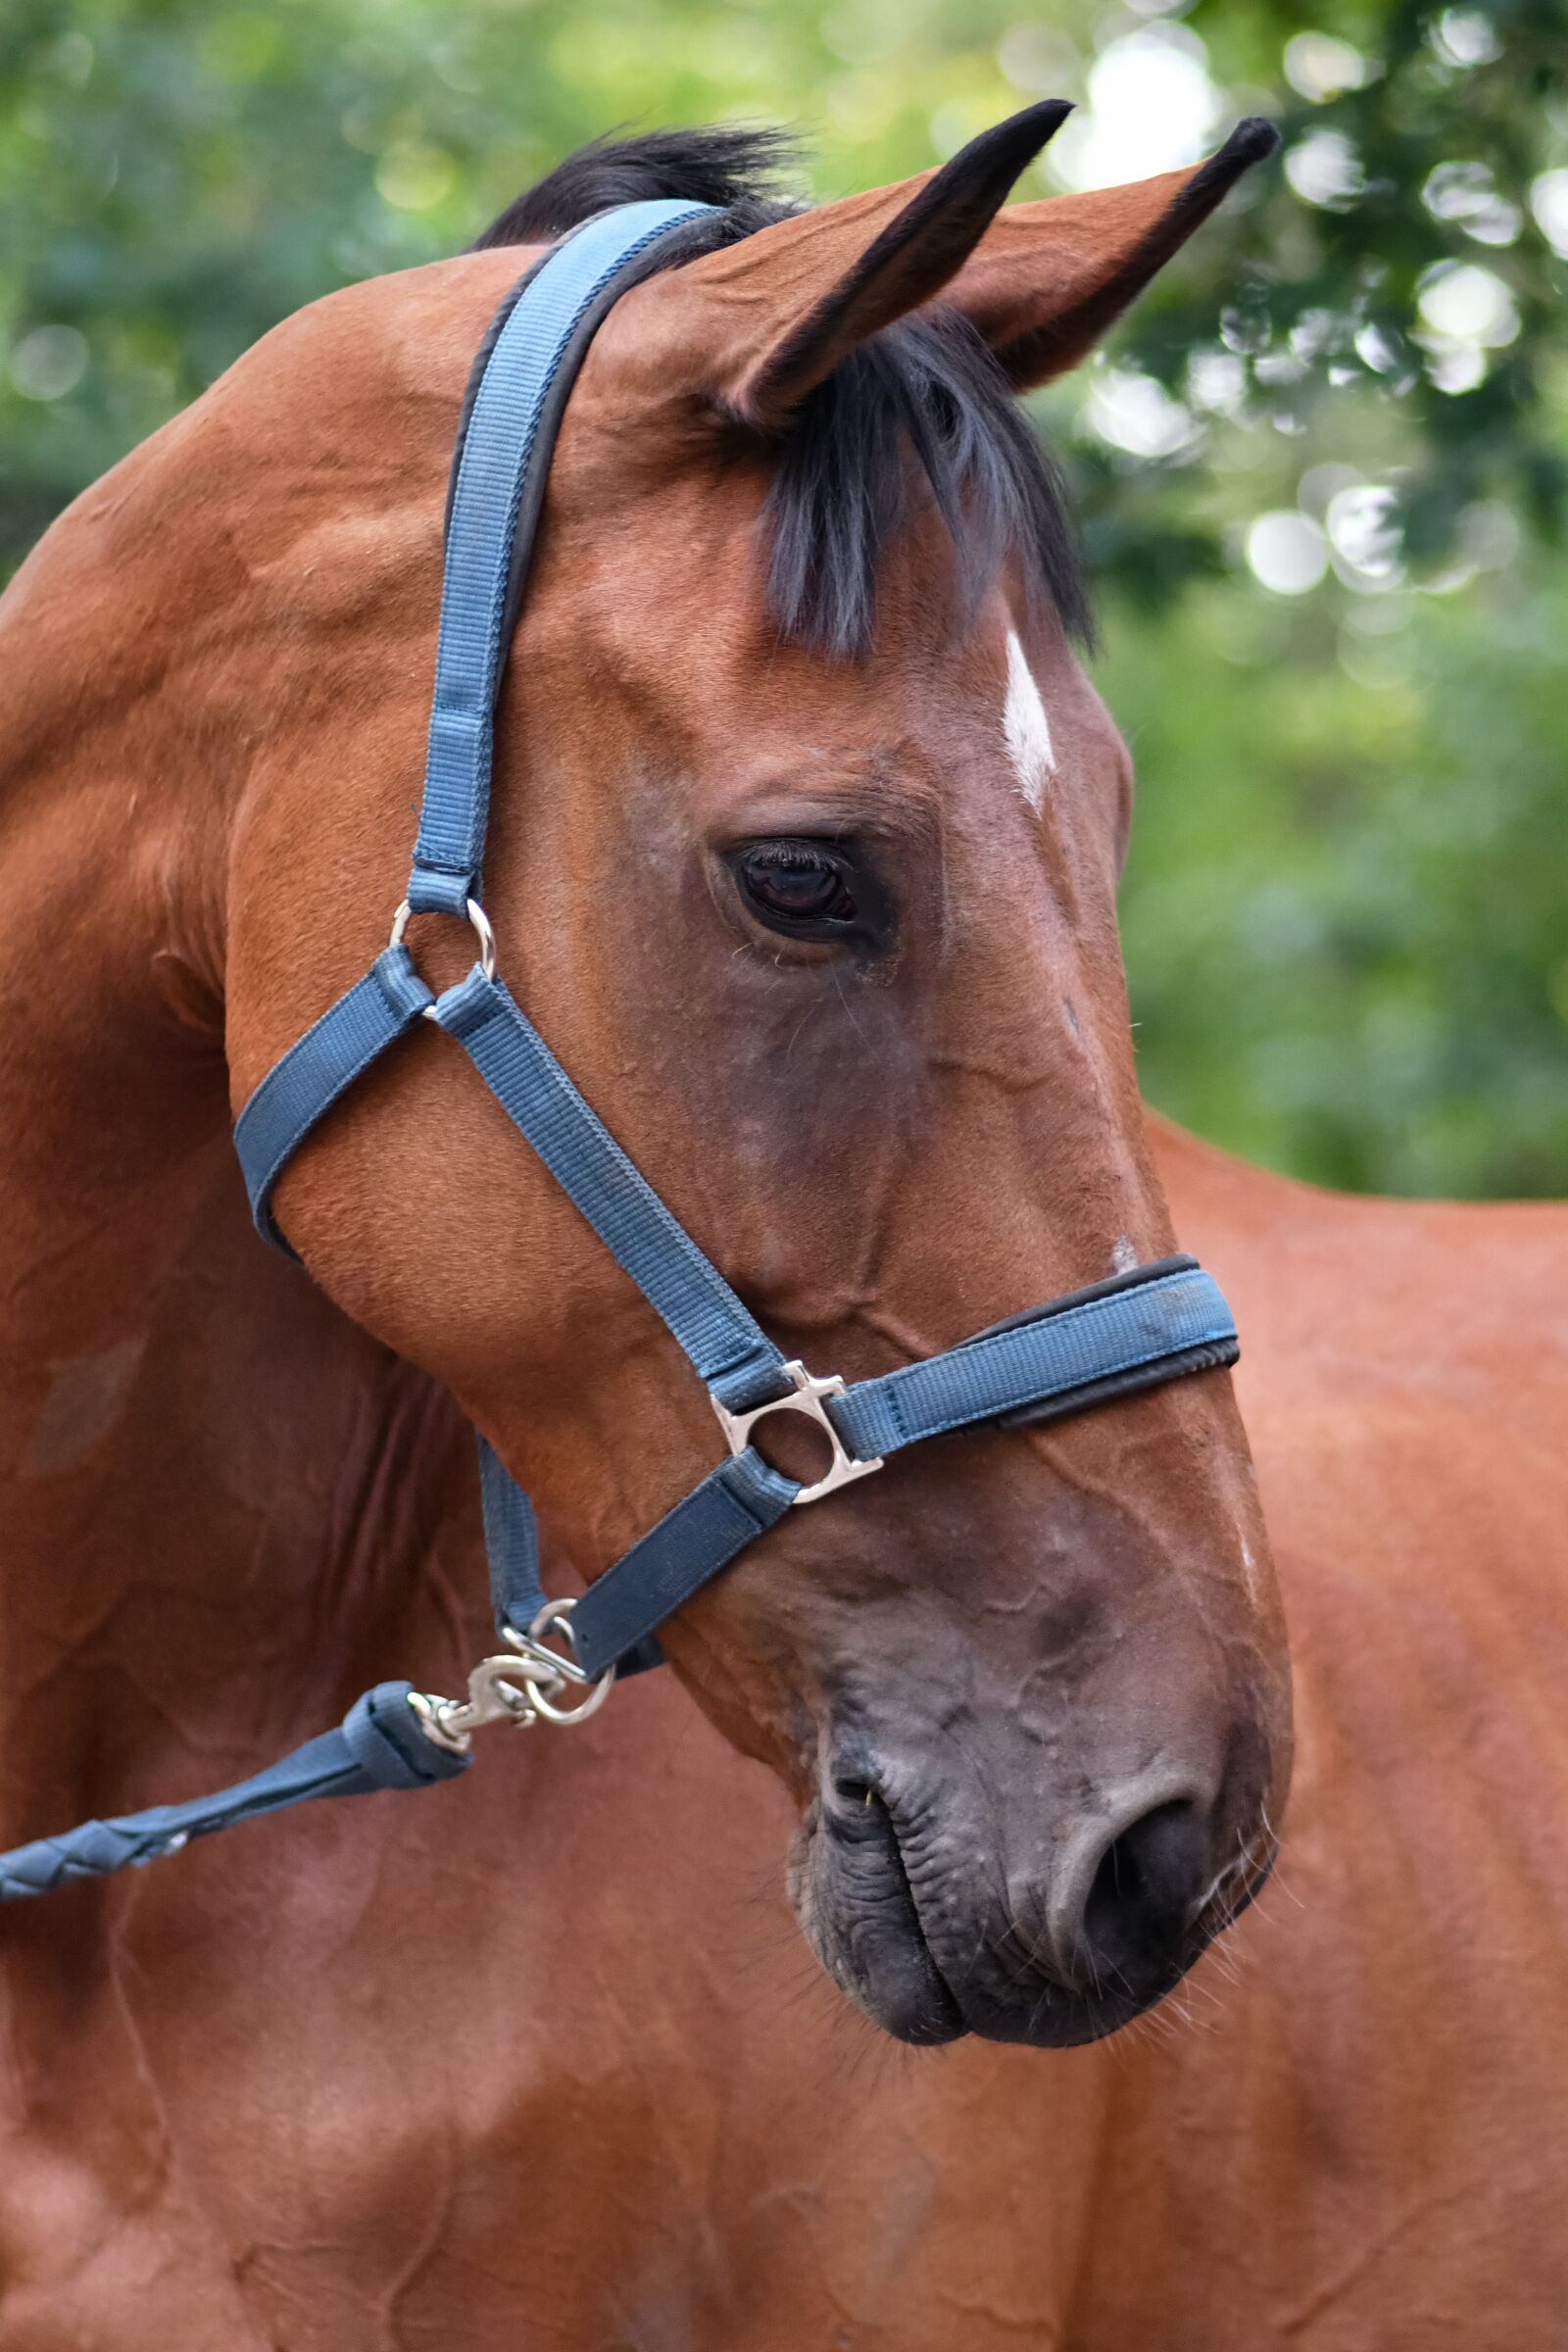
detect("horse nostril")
[1077,1796,1207,1988]
[832,1775,877,1807]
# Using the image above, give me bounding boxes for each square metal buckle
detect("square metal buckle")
[710,1360,883,1507]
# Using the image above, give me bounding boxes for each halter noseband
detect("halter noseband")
[0,202,1239,1901]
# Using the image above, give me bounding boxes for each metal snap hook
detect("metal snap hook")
[504,1599,615,1727]
[407,1649,548,1754]
[407,1600,614,1757]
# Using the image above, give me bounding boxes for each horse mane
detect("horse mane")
[469,127,1093,660]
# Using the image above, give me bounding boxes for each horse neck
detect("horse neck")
[0,395,478,1840]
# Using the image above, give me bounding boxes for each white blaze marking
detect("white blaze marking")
[1004,629,1055,812]
[1109,1235,1138,1274]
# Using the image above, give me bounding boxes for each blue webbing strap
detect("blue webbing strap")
[0,1684,467,1902]
[571,1449,799,1680]
[567,1262,1236,1678]
[828,1265,1237,1464]
[434,965,788,1414]
[236,952,788,1405]
[408,198,716,917]
[477,1432,547,1635]
[234,949,434,1248]
[478,1434,670,1674]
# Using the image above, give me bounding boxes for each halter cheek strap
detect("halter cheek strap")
[0,201,1240,1900]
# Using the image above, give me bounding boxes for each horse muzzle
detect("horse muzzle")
[790,1739,1279,2049]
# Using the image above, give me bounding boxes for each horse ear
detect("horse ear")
[679,101,1072,433]
[943,119,1279,391]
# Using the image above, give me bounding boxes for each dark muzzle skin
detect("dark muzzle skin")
[791,1682,1279,2049]
[794,1765,1277,2050]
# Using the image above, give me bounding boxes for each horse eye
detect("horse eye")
[734,843,858,932]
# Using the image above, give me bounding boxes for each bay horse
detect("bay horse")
[0,107,1563,2348]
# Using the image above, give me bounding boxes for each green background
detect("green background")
[3,0,1564,1198]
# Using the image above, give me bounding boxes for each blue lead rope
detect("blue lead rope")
[0,1686,467,1904]
[0,201,1241,1901]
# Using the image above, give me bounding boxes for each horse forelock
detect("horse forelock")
[467,124,1093,661]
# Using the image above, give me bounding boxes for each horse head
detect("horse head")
[223,110,1293,2046]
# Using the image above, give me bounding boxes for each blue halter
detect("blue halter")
[0,201,1240,1901]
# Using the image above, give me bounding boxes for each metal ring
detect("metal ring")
[512,1599,615,1726]
[710,1360,883,1507]
[388,896,497,985]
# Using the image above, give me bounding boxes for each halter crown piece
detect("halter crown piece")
[0,203,1241,1901]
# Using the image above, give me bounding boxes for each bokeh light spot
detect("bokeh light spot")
[1245,510,1327,595]
[1088,367,1199,458]
[1417,259,1519,345]
[1284,129,1365,209]
[1423,161,1520,245]
[10,324,88,401]
[1326,483,1402,587]
[375,143,456,213]
[1530,168,1568,257]
[1432,8,1502,67]
[1283,32,1368,102]
[1051,27,1221,193]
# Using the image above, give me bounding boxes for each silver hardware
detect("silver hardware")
[506,1599,615,1727]
[408,1651,548,1754]
[710,1360,883,1507]
[388,895,497,1014]
[406,1599,613,1756]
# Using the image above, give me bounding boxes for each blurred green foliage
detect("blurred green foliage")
[1,0,1564,1196]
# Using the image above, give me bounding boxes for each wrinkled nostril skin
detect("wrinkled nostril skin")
[1043,1788,1211,2001]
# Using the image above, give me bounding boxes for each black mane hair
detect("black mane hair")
[470,127,1092,659]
